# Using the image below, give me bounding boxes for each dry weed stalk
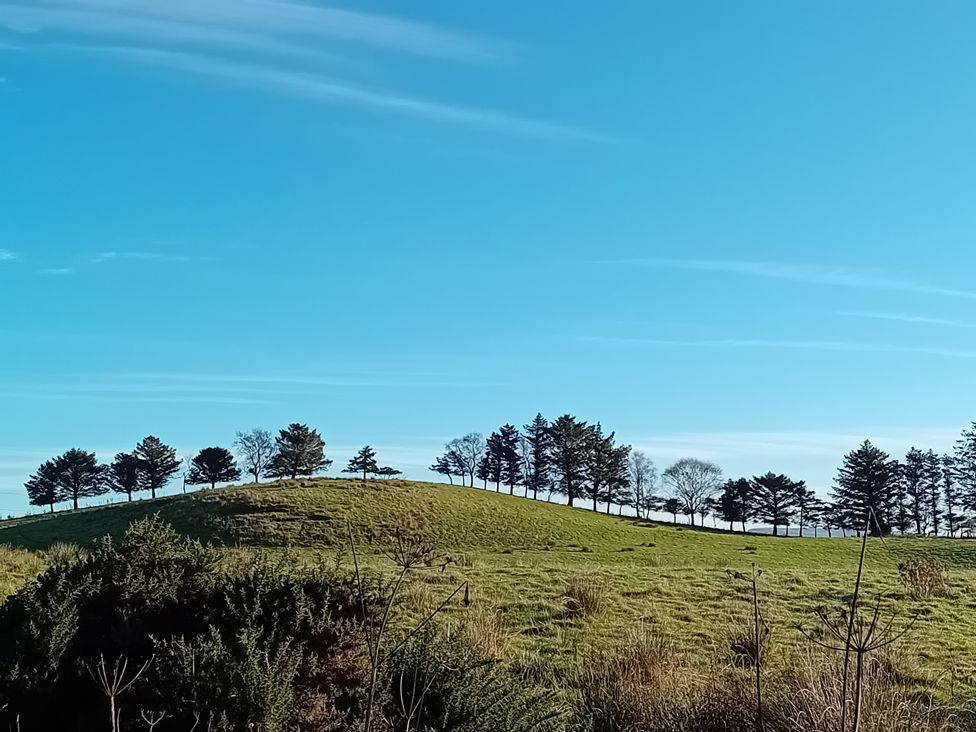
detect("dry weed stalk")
[347,521,469,732]
[85,653,153,732]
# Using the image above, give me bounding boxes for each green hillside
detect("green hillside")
[2,477,975,694]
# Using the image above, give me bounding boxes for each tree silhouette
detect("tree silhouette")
[499,424,522,494]
[54,448,108,511]
[662,497,682,524]
[376,466,402,478]
[188,447,241,489]
[549,415,590,508]
[522,414,552,500]
[429,454,455,485]
[717,478,752,532]
[662,458,722,527]
[343,445,379,481]
[234,428,275,483]
[628,450,657,519]
[832,440,898,535]
[265,423,332,479]
[750,473,800,536]
[106,452,141,502]
[25,459,62,513]
[444,433,484,488]
[134,436,181,499]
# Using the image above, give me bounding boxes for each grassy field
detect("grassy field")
[1,478,975,699]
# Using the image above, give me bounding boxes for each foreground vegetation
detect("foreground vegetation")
[0,478,974,730]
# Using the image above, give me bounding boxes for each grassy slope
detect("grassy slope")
[2,478,975,693]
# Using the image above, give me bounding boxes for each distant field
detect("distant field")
[2,478,975,699]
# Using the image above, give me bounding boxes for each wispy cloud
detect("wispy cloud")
[90,250,192,264]
[38,267,73,275]
[0,0,497,62]
[632,428,959,461]
[839,311,976,329]
[0,249,15,261]
[582,335,976,359]
[73,47,606,142]
[601,258,976,300]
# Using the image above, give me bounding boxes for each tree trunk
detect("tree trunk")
[741,520,747,533]
[210,480,216,489]
[49,502,54,514]
[772,523,778,536]
[127,490,133,502]
[592,492,598,512]
[568,491,574,508]
[73,493,78,511]
[151,486,157,499]
[689,514,695,527]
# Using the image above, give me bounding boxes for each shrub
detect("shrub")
[0,516,376,731]
[898,557,950,598]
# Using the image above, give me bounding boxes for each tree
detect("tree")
[832,440,898,535]
[749,473,800,536]
[134,436,182,499]
[628,450,657,519]
[429,454,455,485]
[585,423,614,512]
[106,452,141,502]
[662,458,722,526]
[376,466,402,478]
[604,443,632,515]
[25,459,62,513]
[922,449,943,536]
[523,414,553,500]
[188,447,241,489]
[265,424,332,480]
[954,423,976,515]
[717,478,751,532]
[549,415,590,508]
[234,428,275,483]
[54,448,108,511]
[343,445,379,481]
[943,454,959,536]
[483,432,504,490]
[900,448,925,534]
[445,433,485,488]
[792,481,818,536]
[662,497,682,524]
[498,424,522,494]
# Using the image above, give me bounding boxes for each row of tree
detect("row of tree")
[430,415,976,537]
[24,424,401,512]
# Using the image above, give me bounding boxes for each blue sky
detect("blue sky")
[2,1,975,514]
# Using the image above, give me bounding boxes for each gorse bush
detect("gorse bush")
[0,516,376,731]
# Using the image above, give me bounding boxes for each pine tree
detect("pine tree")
[498,424,522,494]
[25,459,63,513]
[549,415,590,508]
[922,449,943,535]
[832,440,898,535]
[901,448,928,534]
[343,445,379,481]
[604,443,632,514]
[954,423,976,514]
[53,448,108,510]
[265,424,332,479]
[662,497,682,524]
[523,414,553,500]
[942,454,959,536]
[188,447,241,489]
[134,436,182,499]
[429,454,455,485]
[106,452,142,502]
[585,423,612,512]
[484,432,504,490]
[717,478,752,532]
[749,472,799,536]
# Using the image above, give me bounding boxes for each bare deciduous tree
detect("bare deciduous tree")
[662,458,722,526]
[234,428,275,483]
[628,449,657,518]
[446,433,485,487]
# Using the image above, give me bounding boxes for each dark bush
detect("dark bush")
[0,516,376,731]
